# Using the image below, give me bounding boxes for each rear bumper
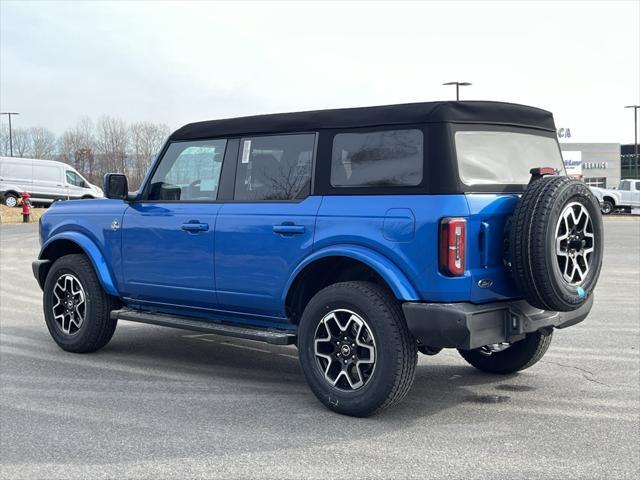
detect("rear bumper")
[402,295,593,350]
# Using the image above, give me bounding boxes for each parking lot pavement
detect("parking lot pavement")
[0,219,638,480]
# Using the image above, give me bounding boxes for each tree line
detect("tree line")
[0,116,170,189]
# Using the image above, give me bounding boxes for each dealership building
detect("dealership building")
[559,141,639,189]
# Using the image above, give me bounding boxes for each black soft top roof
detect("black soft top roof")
[170,100,556,141]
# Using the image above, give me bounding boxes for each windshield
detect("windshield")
[455,130,565,185]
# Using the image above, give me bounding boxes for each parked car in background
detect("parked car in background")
[0,156,103,207]
[589,179,640,214]
[33,101,603,417]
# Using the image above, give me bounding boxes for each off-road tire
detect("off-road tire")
[43,254,118,353]
[509,175,603,312]
[298,281,417,417]
[458,329,553,374]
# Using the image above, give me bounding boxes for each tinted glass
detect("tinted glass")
[147,139,226,201]
[635,182,640,191]
[33,164,61,182]
[455,131,565,185]
[330,129,423,187]
[619,181,630,191]
[234,134,314,201]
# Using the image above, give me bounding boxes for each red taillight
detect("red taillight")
[439,217,466,276]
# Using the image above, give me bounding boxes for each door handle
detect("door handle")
[181,222,209,233]
[272,223,305,235]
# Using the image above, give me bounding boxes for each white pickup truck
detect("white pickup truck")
[589,179,640,214]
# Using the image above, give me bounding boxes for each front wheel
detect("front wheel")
[43,254,119,353]
[298,281,417,417]
[601,200,614,215]
[457,329,553,374]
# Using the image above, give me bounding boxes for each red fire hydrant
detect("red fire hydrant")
[18,191,32,223]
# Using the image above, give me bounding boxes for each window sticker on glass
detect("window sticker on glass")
[241,140,252,164]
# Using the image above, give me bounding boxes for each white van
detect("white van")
[0,157,103,207]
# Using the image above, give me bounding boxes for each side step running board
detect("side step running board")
[110,309,297,346]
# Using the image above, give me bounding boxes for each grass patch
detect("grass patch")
[0,204,45,224]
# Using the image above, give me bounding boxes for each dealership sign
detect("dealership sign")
[562,150,582,175]
[557,128,572,139]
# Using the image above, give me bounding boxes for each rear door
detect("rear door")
[120,139,227,310]
[454,126,566,303]
[0,158,32,193]
[214,133,319,318]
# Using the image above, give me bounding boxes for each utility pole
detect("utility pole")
[625,105,639,178]
[443,81,472,101]
[1,112,20,157]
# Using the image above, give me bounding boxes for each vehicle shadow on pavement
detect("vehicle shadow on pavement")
[3,323,527,423]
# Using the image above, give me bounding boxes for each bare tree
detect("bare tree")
[28,126,56,159]
[59,117,97,181]
[95,115,128,175]
[0,123,10,156]
[128,121,170,188]
[11,128,31,157]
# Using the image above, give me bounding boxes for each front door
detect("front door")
[215,133,319,318]
[633,181,640,207]
[120,138,227,310]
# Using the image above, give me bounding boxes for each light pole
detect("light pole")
[625,105,639,178]
[0,112,20,157]
[443,81,472,101]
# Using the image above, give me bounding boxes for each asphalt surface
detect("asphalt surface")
[0,219,639,479]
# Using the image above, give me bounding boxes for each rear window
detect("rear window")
[330,129,423,187]
[455,131,565,185]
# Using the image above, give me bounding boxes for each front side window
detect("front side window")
[330,129,423,187]
[234,134,314,201]
[619,180,631,191]
[147,139,226,201]
[66,170,87,187]
[455,130,565,185]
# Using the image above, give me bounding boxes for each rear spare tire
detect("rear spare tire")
[509,175,603,312]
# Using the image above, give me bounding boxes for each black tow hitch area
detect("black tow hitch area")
[528,167,559,184]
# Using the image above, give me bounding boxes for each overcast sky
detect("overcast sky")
[1,0,639,143]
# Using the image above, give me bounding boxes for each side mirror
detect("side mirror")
[103,173,129,200]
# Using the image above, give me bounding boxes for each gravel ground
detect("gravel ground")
[0,218,638,479]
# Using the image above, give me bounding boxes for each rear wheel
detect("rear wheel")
[3,193,18,207]
[43,254,119,353]
[458,329,553,374]
[298,281,417,417]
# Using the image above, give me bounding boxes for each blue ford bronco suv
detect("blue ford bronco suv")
[33,101,603,417]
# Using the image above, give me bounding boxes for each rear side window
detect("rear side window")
[330,129,423,187]
[455,131,565,185]
[234,134,314,201]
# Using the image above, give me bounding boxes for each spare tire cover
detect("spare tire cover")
[509,175,603,312]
